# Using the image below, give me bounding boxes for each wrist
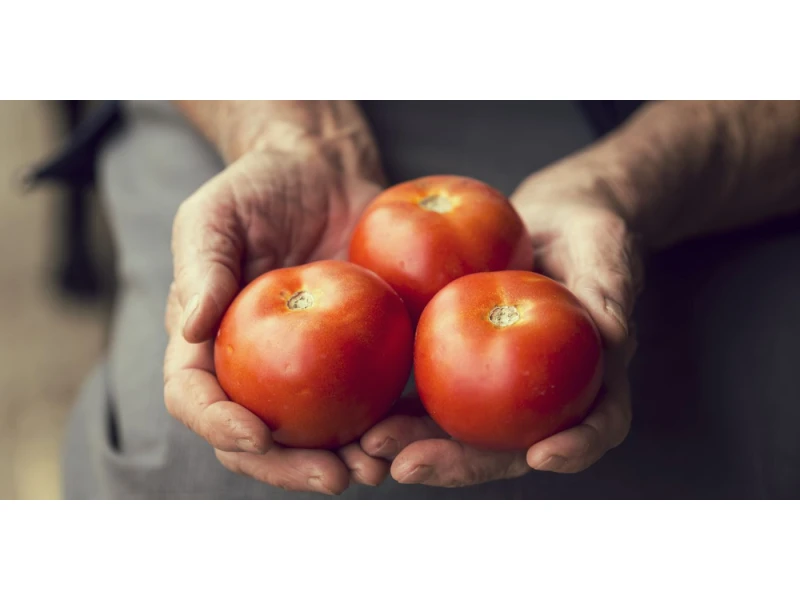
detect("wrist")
[175,101,385,184]
[595,101,742,250]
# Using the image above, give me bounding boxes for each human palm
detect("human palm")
[359,156,643,487]
[164,150,387,495]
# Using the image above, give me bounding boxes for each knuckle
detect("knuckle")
[600,402,632,450]
[201,413,232,450]
[167,370,211,440]
[201,222,242,265]
[503,456,531,480]
[189,410,215,447]
[272,474,304,492]
[459,458,498,488]
[222,448,315,492]
[612,409,632,448]
[337,444,360,466]
[172,202,242,296]
[254,459,307,491]
[574,422,603,455]
[215,449,243,475]
[186,408,208,442]
[596,211,629,243]
[349,467,368,485]
[564,460,594,474]
[604,267,634,305]
[162,374,183,420]
[473,461,500,486]
[172,263,194,306]
[442,472,473,488]
[581,424,602,455]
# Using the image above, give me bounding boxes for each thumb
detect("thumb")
[510,158,644,350]
[171,170,245,344]
[561,211,643,349]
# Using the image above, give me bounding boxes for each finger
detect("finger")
[527,379,632,474]
[513,177,642,350]
[216,447,350,496]
[163,331,271,454]
[337,443,390,487]
[360,413,448,460]
[391,439,530,488]
[527,332,635,473]
[171,170,245,344]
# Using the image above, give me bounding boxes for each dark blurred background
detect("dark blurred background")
[0,100,115,499]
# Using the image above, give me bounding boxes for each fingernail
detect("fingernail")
[350,468,377,487]
[308,476,339,496]
[236,437,263,454]
[604,298,628,337]
[534,455,566,471]
[398,464,433,484]
[181,294,200,335]
[372,437,398,457]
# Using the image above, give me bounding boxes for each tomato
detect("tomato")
[348,175,533,323]
[214,260,414,450]
[414,270,603,451]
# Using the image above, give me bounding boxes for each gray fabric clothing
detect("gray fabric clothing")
[63,101,800,499]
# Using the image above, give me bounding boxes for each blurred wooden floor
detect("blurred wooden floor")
[0,101,111,500]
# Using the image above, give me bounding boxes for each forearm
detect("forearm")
[600,101,800,249]
[173,101,384,182]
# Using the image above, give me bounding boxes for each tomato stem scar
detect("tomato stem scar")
[489,305,520,327]
[287,290,314,310]
[419,195,453,213]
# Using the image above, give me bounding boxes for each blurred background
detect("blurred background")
[0,100,115,499]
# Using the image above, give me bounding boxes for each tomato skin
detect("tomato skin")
[414,271,603,452]
[214,260,414,450]
[348,175,533,323]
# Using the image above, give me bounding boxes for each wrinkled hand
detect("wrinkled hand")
[163,150,389,495]
[360,157,644,487]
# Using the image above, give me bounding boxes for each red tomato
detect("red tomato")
[348,175,533,323]
[214,260,414,450]
[414,270,603,451]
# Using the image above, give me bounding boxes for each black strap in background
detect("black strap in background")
[25,100,124,190]
[24,100,644,191]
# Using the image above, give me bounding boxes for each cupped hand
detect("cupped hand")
[360,156,644,487]
[163,149,389,495]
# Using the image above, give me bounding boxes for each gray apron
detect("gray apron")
[63,101,800,499]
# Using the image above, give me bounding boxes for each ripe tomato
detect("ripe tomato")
[414,270,603,451]
[348,175,533,323]
[214,260,414,450]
